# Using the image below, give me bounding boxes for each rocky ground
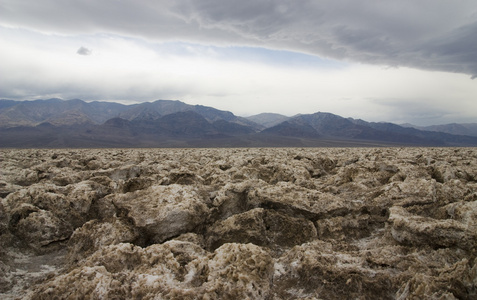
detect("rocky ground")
[0,148,476,299]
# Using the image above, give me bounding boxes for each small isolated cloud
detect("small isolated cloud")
[77,46,92,55]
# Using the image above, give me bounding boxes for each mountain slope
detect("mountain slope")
[0,98,128,127]
[245,113,290,128]
[118,100,262,130]
[1,99,476,147]
[118,100,188,120]
[0,99,18,110]
[264,112,477,146]
[0,99,260,129]
[402,123,477,137]
[349,119,477,146]
[260,120,320,138]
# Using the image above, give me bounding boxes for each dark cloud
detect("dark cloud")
[76,46,91,56]
[1,0,477,76]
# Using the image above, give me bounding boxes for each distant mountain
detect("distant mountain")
[0,99,259,130]
[0,99,17,110]
[42,110,96,126]
[0,98,127,127]
[294,113,364,138]
[262,112,477,146]
[118,100,188,120]
[352,115,477,145]
[212,119,256,135]
[118,100,261,130]
[401,123,477,137]
[246,113,290,128]
[113,111,255,138]
[260,120,320,138]
[261,113,413,144]
[1,99,476,147]
[153,111,220,137]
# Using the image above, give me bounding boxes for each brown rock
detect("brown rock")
[389,206,477,250]
[248,181,360,219]
[206,208,317,255]
[9,204,72,252]
[315,214,373,240]
[32,242,274,299]
[113,184,210,244]
[273,240,395,299]
[205,243,274,299]
[1,148,476,299]
[67,218,139,264]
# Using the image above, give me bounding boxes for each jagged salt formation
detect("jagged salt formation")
[0,148,476,299]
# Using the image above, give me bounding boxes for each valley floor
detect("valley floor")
[1,148,476,299]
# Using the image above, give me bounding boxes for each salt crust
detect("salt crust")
[0,148,476,299]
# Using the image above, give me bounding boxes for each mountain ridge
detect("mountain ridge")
[245,113,290,128]
[401,122,477,137]
[1,98,476,147]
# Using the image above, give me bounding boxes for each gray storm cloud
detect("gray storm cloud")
[77,46,91,56]
[1,0,476,77]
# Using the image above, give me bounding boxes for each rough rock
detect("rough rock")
[30,242,274,299]
[67,218,139,264]
[205,243,274,299]
[206,208,317,255]
[248,181,361,219]
[389,206,477,250]
[273,240,396,299]
[0,148,476,299]
[113,184,210,244]
[8,203,72,252]
[0,202,8,238]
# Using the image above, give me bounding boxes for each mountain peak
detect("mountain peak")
[1,99,476,147]
[246,113,290,128]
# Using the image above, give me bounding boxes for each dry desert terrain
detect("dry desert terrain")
[1,148,476,299]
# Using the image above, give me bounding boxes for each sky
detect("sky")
[1,0,476,126]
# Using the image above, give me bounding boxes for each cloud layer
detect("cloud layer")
[2,0,476,77]
[1,0,476,126]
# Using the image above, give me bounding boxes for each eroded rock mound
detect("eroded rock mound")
[30,242,274,299]
[206,208,317,256]
[113,184,210,245]
[0,148,476,299]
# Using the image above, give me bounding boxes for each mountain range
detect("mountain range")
[1,98,476,147]
[400,123,477,137]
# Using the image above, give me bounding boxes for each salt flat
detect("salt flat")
[1,148,476,299]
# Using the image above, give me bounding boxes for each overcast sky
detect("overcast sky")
[1,0,476,125]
